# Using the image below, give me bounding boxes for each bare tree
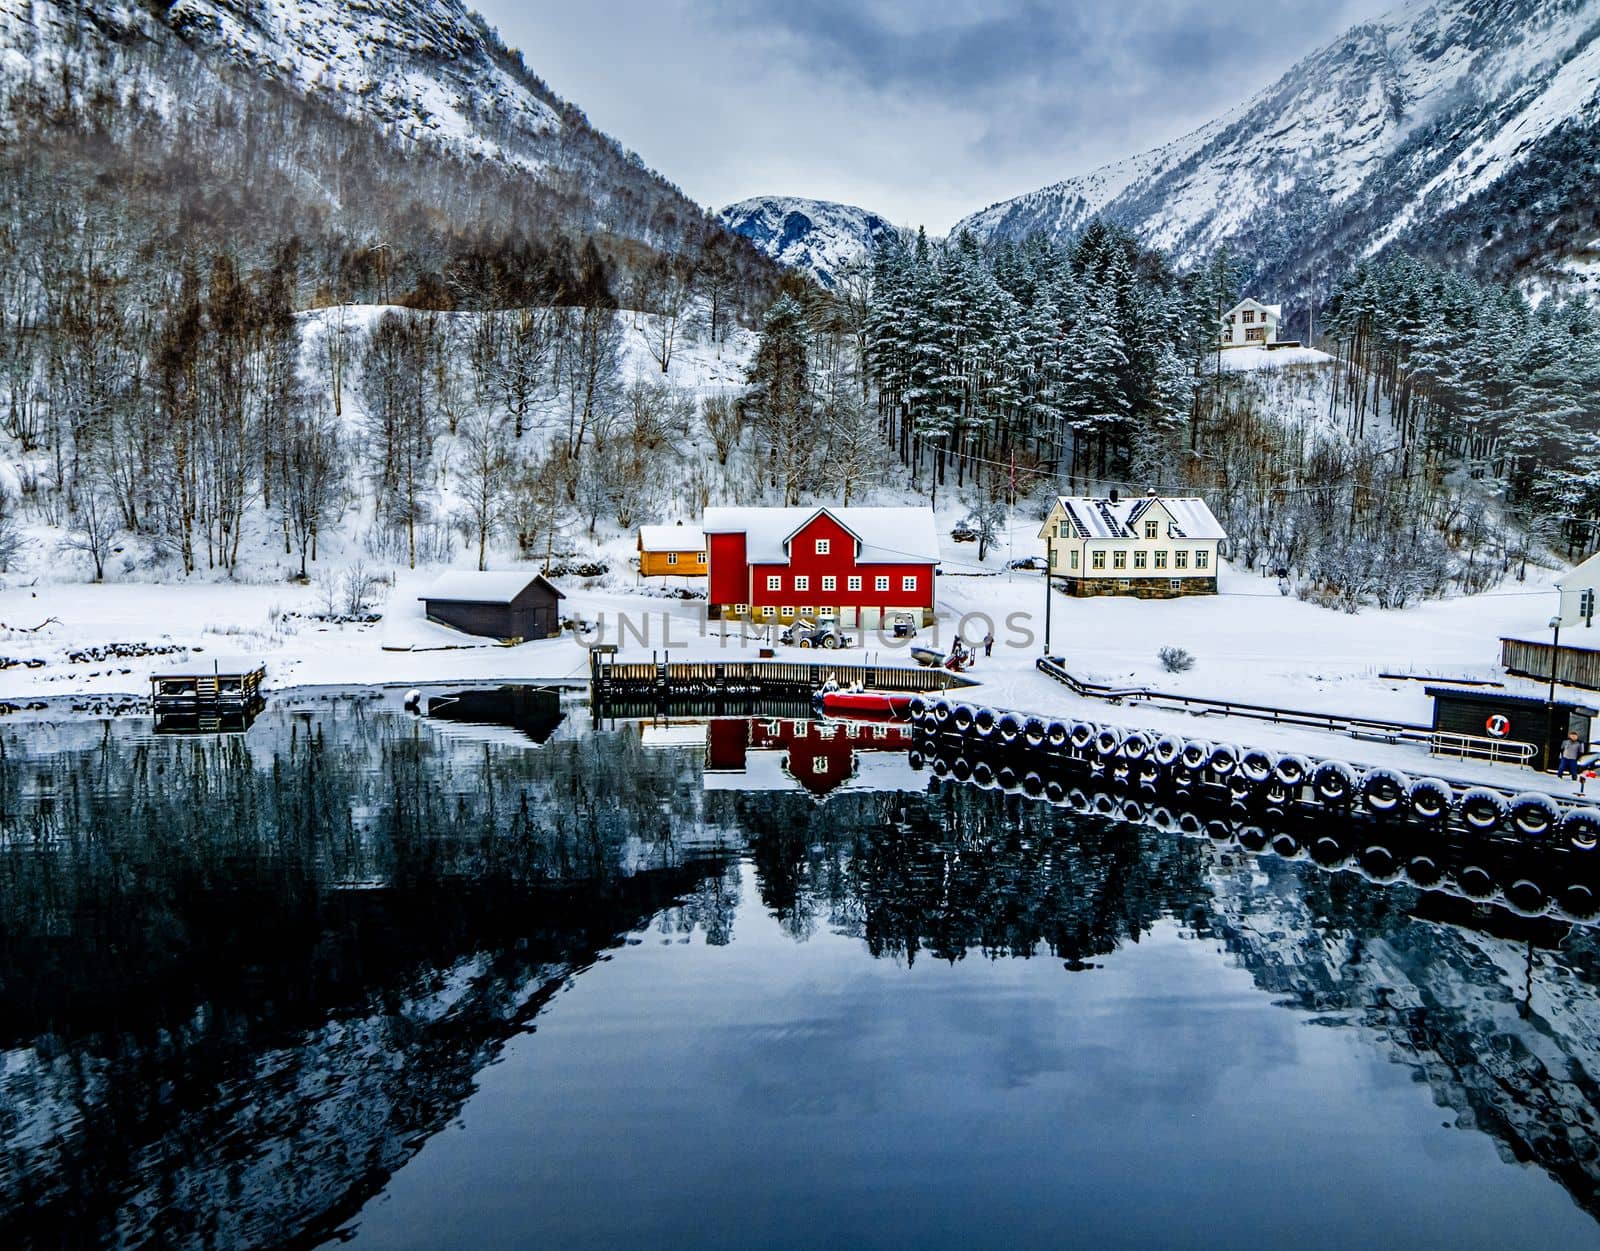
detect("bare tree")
[59,468,118,581]
[279,399,346,578]
[702,393,741,467]
[457,411,512,571]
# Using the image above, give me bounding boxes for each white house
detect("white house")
[1221,298,1281,348]
[1038,490,1227,598]
[1557,551,1600,628]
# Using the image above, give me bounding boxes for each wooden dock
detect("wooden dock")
[591,654,976,703]
[150,658,266,711]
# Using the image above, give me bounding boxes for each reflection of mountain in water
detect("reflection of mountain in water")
[1,709,1599,1244]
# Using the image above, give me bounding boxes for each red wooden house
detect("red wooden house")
[701,506,940,629]
[705,717,917,797]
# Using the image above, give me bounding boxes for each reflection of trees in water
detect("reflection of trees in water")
[4,712,1600,1244]
[714,785,1213,961]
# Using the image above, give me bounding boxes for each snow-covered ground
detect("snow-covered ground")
[1,515,1585,793]
[1216,345,1333,372]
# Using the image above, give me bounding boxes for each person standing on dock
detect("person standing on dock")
[1559,731,1583,780]
[983,631,995,658]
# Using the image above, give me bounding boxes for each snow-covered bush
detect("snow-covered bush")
[1157,646,1195,673]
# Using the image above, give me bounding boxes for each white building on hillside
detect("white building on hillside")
[1039,490,1227,598]
[1221,298,1281,347]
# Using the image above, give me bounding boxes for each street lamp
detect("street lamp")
[1550,614,1563,705]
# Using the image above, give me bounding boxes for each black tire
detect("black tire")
[1362,768,1410,816]
[1460,787,1506,833]
[1312,760,1356,806]
[1408,777,1453,823]
[1561,807,1600,851]
[1509,792,1560,839]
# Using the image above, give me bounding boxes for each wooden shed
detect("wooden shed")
[419,571,565,641]
[1426,685,1596,771]
[638,522,707,577]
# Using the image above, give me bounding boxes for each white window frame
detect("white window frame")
[794,575,809,592]
[848,575,862,592]
[734,603,748,616]
[1175,551,1189,570]
[1196,550,1210,569]
[1154,550,1168,570]
[766,575,782,591]
[696,551,706,563]
[821,575,836,592]
[1113,550,1127,571]
[1133,550,1147,570]
[901,575,917,592]
[875,575,890,592]
[813,756,828,774]
[1070,549,1079,570]
[1144,520,1158,539]
[760,605,775,619]
[815,539,830,555]
[1091,550,1106,571]
[781,605,794,618]
[667,551,678,566]
[818,605,836,619]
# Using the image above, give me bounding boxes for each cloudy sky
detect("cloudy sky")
[475,0,1396,231]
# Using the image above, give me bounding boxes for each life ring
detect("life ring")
[1459,787,1507,832]
[1024,717,1048,748]
[1152,734,1184,767]
[974,706,998,737]
[1485,713,1512,738]
[1312,760,1357,805]
[1361,768,1410,815]
[1509,792,1560,839]
[1407,777,1453,823]
[1560,807,1600,851]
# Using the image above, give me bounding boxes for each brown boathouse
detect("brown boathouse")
[420,571,565,641]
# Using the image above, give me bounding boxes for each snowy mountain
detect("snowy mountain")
[953,0,1600,322]
[0,0,777,296]
[718,196,900,286]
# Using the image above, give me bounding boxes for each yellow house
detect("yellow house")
[1039,490,1226,598]
[638,522,707,577]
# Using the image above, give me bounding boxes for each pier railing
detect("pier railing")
[593,656,979,701]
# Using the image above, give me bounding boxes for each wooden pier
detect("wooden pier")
[590,653,976,704]
[150,658,266,712]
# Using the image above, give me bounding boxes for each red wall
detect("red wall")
[707,531,748,605]
[748,514,933,609]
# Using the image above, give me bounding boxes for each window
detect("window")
[696,551,706,563]
[781,606,794,618]
[1196,550,1209,569]
[1070,550,1080,569]
[794,576,809,592]
[875,576,890,592]
[819,606,836,619]
[667,552,678,566]
[766,575,782,591]
[1118,579,1131,589]
[1051,548,1059,567]
[1058,521,1070,537]
[815,539,830,555]
[902,575,917,592]
[822,575,836,592]
[1175,551,1189,570]
[734,603,748,616]
[1144,520,1159,539]
[1246,326,1266,342]
[1113,550,1127,570]
[1170,580,1181,591]
[1242,309,1256,324]
[760,605,775,619]
[1154,550,1168,569]
[1133,551,1147,570]
[813,756,828,774]
[801,606,814,617]
[1092,550,1106,571]
[848,576,862,592]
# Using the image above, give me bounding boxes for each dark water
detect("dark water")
[3,697,1600,1250]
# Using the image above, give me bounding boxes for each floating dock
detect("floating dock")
[149,657,266,712]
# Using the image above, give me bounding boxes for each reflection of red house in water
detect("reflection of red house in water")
[706,718,914,797]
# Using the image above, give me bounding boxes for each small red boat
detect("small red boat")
[815,688,916,720]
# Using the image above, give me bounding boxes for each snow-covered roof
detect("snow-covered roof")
[1557,551,1600,591]
[419,571,563,605]
[638,524,706,552]
[1225,298,1282,319]
[150,655,266,680]
[1046,495,1227,542]
[701,506,940,564]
